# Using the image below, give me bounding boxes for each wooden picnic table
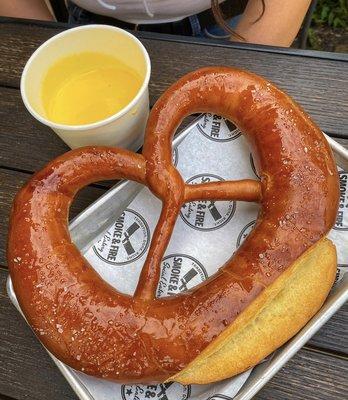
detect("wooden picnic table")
[0,17,347,400]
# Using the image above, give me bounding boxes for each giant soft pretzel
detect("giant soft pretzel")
[8,67,339,384]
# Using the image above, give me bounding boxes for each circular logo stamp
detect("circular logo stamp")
[236,220,256,248]
[121,382,191,400]
[334,171,348,231]
[181,174,236,231]
[156,254,208,297]
[197,113,241,142]
[249,153,260,179]
[92,209,150,266]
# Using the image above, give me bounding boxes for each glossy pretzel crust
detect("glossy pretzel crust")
[8,67,339,383]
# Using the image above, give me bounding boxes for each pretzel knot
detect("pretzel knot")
[136,143,261,299]
[8,66,339,383]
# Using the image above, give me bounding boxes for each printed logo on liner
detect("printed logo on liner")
[181,174,236,231]
[93,209,150,265]
[121,382,191,400]
[334,171,348,231]
[334,264,348,285]
[236,220,256,248]
[197,114,241,142]
[157,254,208,297]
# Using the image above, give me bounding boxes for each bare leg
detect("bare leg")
[0,0,54,21]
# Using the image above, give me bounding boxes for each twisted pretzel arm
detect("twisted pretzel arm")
[134,199,182,301]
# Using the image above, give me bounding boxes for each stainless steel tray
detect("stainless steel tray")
[7,117,348,400]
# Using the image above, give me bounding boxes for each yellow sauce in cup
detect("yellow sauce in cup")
[41,52,142,125]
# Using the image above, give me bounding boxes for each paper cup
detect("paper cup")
[21,25,151,150]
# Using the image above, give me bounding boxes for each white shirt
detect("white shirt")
[72,0,223,24]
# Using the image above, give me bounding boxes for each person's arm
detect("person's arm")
[0,0,54,21]
[234,0,311,47]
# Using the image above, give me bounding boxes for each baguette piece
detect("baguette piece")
[171,238,336,384]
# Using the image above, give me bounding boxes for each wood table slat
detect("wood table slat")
[0,87,71,169]
[0,394,21,400]
[0,22,347,136]
[255,349,348,400]
[309,301,348,355]
[0,267,347,400]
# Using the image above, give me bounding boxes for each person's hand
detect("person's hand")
[234,0,311,47]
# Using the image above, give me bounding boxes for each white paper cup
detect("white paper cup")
[21,25,151,150]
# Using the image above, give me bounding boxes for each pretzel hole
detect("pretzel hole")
[84,181,161,296]
[69,186,108,222]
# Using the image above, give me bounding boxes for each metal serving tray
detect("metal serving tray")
[7,116,348,400]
